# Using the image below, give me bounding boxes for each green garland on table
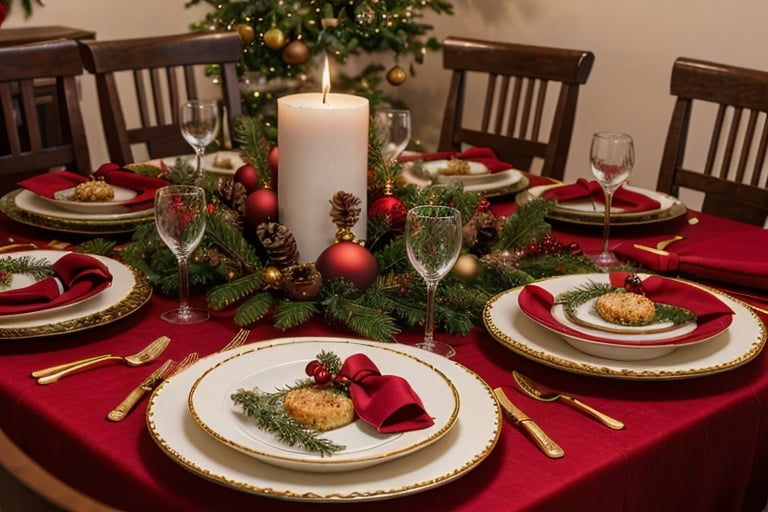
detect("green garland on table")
[117,116,601,341]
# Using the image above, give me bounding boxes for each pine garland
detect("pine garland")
[0,255,52,290]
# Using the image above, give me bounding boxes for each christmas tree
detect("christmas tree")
[185,0,454,113]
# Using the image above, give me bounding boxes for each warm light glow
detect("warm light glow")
[322,55,331,104]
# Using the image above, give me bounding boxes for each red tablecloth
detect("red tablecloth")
[1,182,768,512]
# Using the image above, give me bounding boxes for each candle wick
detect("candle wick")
[322,85,329,104]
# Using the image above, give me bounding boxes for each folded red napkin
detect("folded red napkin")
[519,272,733,345]
[614,231,768,291]
[18,163,167,210]
[0,253,112,315]
[541,178,661,213]
[414,147,513,173]
[338,353,434,433]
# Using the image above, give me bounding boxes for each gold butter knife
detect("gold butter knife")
[106,359,175,422]
[493,387,564,459]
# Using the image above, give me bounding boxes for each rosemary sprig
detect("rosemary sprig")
[231,382,346,456]
[555,281,696,325]
[0,256,54,290]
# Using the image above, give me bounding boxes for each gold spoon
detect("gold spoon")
[656,235,684,251]
[512,371,625,430]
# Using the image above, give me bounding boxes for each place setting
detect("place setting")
[483,271,766,379]
[146,337,502,502]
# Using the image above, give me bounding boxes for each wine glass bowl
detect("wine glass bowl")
[589,132,635,268]
[375,108,412,167]
[405,205,463,358]
[155,185,209,324]
[180,100,220,183]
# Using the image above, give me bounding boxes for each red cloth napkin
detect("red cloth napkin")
[18,163,167,211]
[413,147,513,173]
[613,231,768,291]
[0,253,112,315]
[338,353,434,433]
[518,272,734,345]
[541,178,661,213]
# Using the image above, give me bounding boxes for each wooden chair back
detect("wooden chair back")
[657,57,768,226]
[0,39,90,195]
[438,36,594,180]
[78,32,243,165]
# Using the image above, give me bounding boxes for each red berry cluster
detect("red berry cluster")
[305,360,348,386]
[624,274,645,295]
[524,235,580,257]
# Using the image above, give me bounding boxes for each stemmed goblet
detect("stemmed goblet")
[405,205,463,358]
[589,132,635,268]
[375,108,411,170]
[180,100,220,184]
[154,185,209,324]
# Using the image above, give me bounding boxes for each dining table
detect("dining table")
[0,170,767,512]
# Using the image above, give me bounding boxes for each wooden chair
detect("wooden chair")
[0,39,91,195]
[437,36,594,180]
[657,57,768,226]
[78,32,243,165]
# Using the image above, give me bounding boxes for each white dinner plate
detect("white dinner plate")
[400,164,529,197]
[189,342,459,472]
[161,151,245,177]
[483,279,765,379]
[0,250,151,339]
[517,184,687,225]
[147,337,501,502]
[41,185,139,214]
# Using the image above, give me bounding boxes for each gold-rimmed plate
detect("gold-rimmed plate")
[189,341,459,472]
[0,189,153,234]
[147,337,501,502]
[400,164,529,198]
[483,278,765,379]
[516,184,687,225]
[0,250,151,339]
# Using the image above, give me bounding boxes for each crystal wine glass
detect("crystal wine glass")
[589,132,635,268]
[405,205,463,358]
[180,100,220,184]
[154,185,209,324]
[375,108,412,169]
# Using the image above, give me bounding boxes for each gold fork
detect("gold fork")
[219,328,251,352]
[106,352,199,422]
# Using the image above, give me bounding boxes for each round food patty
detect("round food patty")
[283,386,355,431]
[595,291,656,326]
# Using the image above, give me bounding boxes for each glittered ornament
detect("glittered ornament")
[386,65,407,86]
[236,24,255,45]
[244,188,279,228]
[369,194,407,233]
[282,40,310,65]
[262,266,283,287]
[263,27,286,50]
[315,241,378,293]
[282,263,323,300]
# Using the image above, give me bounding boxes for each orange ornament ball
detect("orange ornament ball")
[282,40,310,65]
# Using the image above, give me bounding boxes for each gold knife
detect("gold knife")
[106,359,174,422]
[493,387,564,459]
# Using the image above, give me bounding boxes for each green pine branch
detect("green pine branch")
[273,300,320,330]
[207,272,264,310]
[323,295,401,341]
[233,291,274,326]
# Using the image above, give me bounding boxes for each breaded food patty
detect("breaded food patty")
[595,291,656,326]
[284,387,355,431]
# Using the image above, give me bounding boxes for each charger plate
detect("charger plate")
[147,337,501,502]
[0,250,151,339]
[484,279,765,379]
[189,341,459,472]
[516,184,687,225]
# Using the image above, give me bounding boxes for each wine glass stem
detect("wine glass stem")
[177,256,192,318]
[194,147,204,184]
[601,189,615,255]
[423,279,438,347]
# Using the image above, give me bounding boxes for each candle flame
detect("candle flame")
[322,55,330,104]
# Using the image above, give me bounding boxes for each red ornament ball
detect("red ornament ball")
[244,188,279,228]
[315,241,378,293]
[369,195,407,233]
[268,145,279,172]
[234,164,261,193]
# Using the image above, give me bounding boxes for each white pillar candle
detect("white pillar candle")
[277,68,369,263]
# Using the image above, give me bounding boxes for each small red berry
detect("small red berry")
[305,360,322,376]
[314,368,331,385]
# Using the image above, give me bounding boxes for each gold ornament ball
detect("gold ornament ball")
[263,266,283,286]
[282,40,310,65]
[386,65,407,86]
[236,24,255,45]
[453,254,480,283]
[263,27,286,50]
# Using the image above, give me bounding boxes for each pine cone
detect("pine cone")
[281,263,323,301]
[217,178,248,218]
[474,211,500,254]
[256,222,299,267]
[329,191,361,230]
